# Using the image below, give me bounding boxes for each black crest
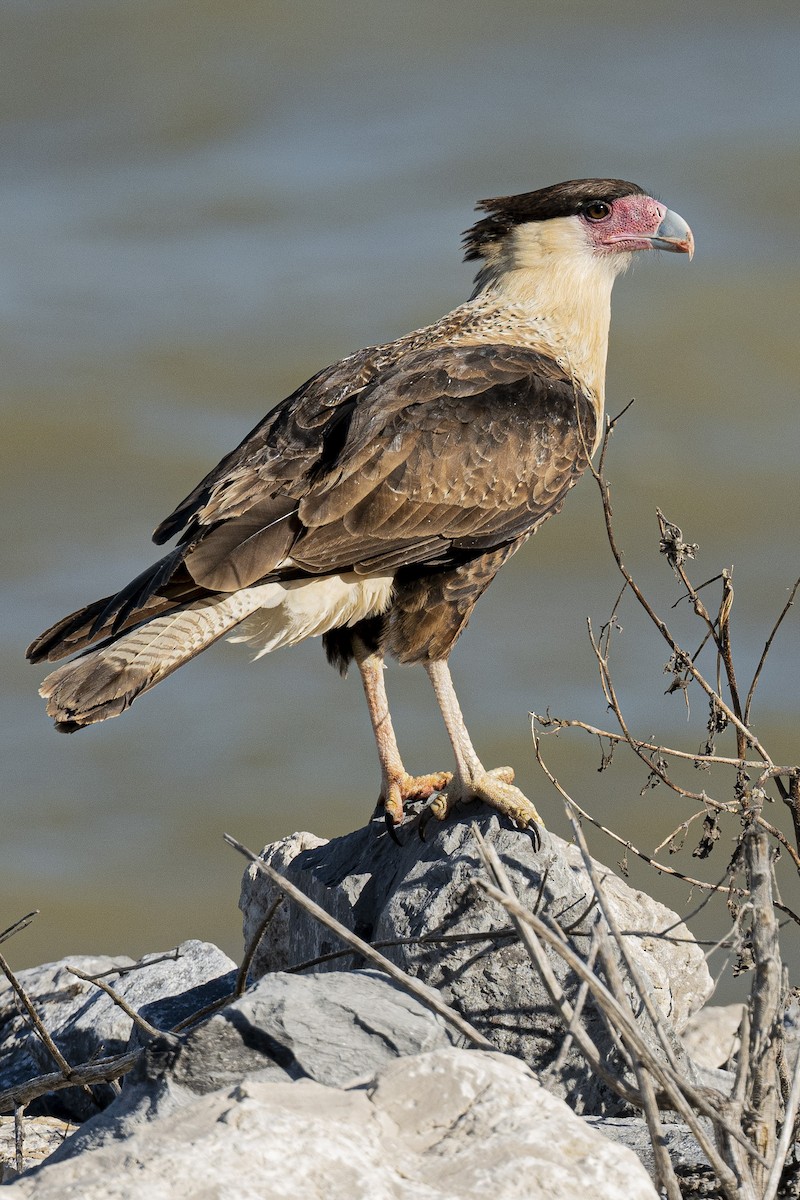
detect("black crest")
[463,178,646,261]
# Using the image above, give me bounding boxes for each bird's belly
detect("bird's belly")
[227,573,394,659]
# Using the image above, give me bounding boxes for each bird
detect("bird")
[28,178,693,838]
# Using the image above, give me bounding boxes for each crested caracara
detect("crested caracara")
[28,178,694,837]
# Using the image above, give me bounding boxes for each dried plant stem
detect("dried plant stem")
[473,871,760,1192]
[0,1051,140,1115]
[631,1052,682,1200]
[745,576,799,727]
[589,419,772,766]
[534,710,800,870]
[86,950,181,981]
[236,896,282,995]
[743,814,784,1194]
[470,825,766,1183]
[546,935,600,1078]
[530,723,736,894]
[0,953,73,1081]
[531,721,800,929]
[0,913,39,949]
[587,621,800,877]
[534,714,783,773]
[287,926,517,974]
[763,1048,800,1200]
[565,811,683,1078]
[13,1106,24,1176]
[66,967,173,1045]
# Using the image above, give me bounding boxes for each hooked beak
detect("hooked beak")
[648,208,694,259]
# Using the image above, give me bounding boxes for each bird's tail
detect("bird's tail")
[35,590,267,732]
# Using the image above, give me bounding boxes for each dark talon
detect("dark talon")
[526,821,542,852]
[418,803,436,841]
[385,812,404,846]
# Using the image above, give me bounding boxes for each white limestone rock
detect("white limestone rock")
[46,969,455,1164]
[682,1002,744,1070]
[4,1048,658,1199]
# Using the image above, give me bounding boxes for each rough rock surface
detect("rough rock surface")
[3,1048,659,1200]
[0,941,236,1120]
[682,1003,744,1070]
[584,1116,713,1177]
[0,1117,75,1183]
[240,811,713,1113]
[44,968,455,1163]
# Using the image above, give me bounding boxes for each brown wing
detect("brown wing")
[182,342,595,590]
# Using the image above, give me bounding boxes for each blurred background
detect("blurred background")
[2,0,798,999]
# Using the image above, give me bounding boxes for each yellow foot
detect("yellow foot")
[383,770,453,827]
[424,766,543,846]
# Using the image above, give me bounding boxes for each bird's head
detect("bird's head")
[464,178,694,285]
[462,179,693,408]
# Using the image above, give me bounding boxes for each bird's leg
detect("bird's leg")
[424,659,543,837]
[353,638,451,826]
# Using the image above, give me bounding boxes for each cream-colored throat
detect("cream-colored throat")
[472,216,631,406]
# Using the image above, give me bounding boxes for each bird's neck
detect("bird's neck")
[465,226,629,411]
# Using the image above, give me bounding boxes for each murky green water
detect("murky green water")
[2,1,798,998]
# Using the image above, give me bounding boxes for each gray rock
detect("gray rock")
[0,941,236,1121]
[240,811,712,1114]
[240,830,327,971]
[682,1002,744,1070]
[4,1048,659,1199]
[45,967,455,1163]
[583,1116,715,1184]
[179,967,455,1088]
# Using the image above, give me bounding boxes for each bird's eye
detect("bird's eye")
[584,201,611,221]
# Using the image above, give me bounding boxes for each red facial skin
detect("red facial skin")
[579,194,694,258]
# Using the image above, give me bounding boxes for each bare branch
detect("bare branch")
[0,953,73,1081]
[533,712,782,772]
[0,1051,140,1116]
[471,826,641,1106]
[564,810,683,1077]
[543,934,600,1080]
[763,1047,800,1200]
[530,721,742,896]
[532,710,800,871]
[473,872,764,1187]
[586,424,773,765]
[13,1105,24,1176]
[236,897,282,995]
[286,927,518,975]
[0,913,39,949]
[66,967,174,1045]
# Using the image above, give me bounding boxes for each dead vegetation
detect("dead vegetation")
[524,408,800,1198]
